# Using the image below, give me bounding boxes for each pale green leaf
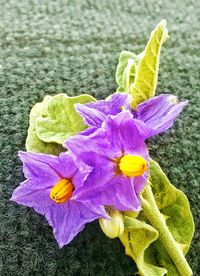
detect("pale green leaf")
[149,159,194,253]
[130,20,169,109]
[143,159,194,275]
[123,58,137,92]
[120,159,194,275]
[36,93,95,145]
[26,96,64,155]
[115,50,140,92]
[119,216,167,276]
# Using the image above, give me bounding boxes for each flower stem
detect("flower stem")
[141,184,192,276]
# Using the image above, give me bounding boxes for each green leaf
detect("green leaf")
[119,159,194,275]
[115,50,140,92]
[143,159,194,275]
[36,93,95,145]
[26,96,64,155]
[130,20,169,109]
[149,159,194,253]
[119,216,167,276]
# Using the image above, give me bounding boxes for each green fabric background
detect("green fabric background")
[0,0,199,275]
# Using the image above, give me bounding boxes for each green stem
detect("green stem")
[142,184,192,276]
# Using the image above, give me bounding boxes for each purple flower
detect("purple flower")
[11,151,107,248]
[66,111,149,212]
[76,93,188,138]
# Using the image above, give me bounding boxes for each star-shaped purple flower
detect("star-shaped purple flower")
[11,151,107,248]
[66,111,149,212]
[75,92,188,138]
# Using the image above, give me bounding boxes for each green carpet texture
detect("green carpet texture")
[0,0,199,275]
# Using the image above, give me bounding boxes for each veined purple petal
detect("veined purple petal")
[58,152,91,189]
[18,151,62,181]
[66,111,147,159]
[103,113,148,155]
[56,152,77,179]
[75,92,188,139]
[75,93,131,127]
[79,126,98,136]
[75,103,106,127]
[11,179,53,209]
[76,176,142,212]
[136,94,188,137]
[89,93,131,114]
[18,151,90,190]
[104,176,142,211]
[72,152,115,196]
[37,200,107,248]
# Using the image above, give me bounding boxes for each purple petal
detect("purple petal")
[66,122,121,159]
[58,152,91,189]
[103,112,148,155]
[78,126,98,136]
[18,151,87,190]
[75,103,106,127]
[75,93,131,127]
[56,152,77,178]
[134,170,149,194]
[72,152,115,196]
[11,179,53,209]
[136,94,188,137]
[77,176,142,212]
[66,111,147,159]
[43,200,106,248]
[19,151,61,180]
[88,93,131,115]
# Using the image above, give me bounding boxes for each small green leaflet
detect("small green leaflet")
[36,93,96,145]
[26,95,63,155]
[115,20,168,109]
[130,20,168,109]
[115,51,140,92]
[120,159,194,276]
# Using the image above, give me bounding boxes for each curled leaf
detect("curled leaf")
[130,20,169,109]
[143,159,194,275]
[149,159,194,254]
[26,96,63,155]
[36,93,96,145]
[119,216,167,276]
[115,51,140,92]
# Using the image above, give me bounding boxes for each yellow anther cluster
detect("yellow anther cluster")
[50,178,73,204]
[119,155,147,177]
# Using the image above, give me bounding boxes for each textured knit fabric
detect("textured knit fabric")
[0,0,199,275]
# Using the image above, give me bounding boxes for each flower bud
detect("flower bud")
[99,208,124,239]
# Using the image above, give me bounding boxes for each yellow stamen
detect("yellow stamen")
[50,179,73,204]
[169,95,178,104]
[120,105,126,111]
[119,155,147,177]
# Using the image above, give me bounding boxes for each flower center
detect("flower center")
[119,155,147,177]
[50,178,73,204]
